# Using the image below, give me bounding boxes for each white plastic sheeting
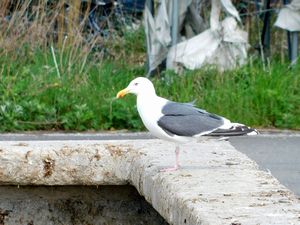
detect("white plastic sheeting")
[144,0,248,73]
[274,0,300,32]
[144,0,192,73]
[167,17,248,72]
[144,5,170,72]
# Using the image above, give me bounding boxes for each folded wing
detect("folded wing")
[157,102,225,137]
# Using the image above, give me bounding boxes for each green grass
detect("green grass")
[0,44,299,131]
[154,63,300,129]
[0,48,143,131]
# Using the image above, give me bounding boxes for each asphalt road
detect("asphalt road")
[0,132,299,196]
[230,135,300,196]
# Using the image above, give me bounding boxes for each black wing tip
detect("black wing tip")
[207,125,259,137]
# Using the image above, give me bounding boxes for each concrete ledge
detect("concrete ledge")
[0,139,299,224]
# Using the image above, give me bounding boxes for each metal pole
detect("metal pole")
[146,0,154,15]
[291,32,298,65]
[261,0,271,57]
[287,31,292,60]
[283,0,291,60]
[171,0,179,46]
[145,0,153,76]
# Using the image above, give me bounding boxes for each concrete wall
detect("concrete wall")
[0,185,168,225]
[0,139,299,224]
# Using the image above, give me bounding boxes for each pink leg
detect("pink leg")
[160,146,180,172]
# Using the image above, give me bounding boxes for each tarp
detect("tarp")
[144,0,248,74]
[274,0,300,32]
[144,0,193,73]
[167,17,248,72]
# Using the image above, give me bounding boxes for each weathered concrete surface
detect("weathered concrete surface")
[0,139,300,225]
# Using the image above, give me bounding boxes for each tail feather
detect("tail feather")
[207,123,258,137]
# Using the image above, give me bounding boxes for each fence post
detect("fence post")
[291,32,298,65]
[146,0,154,15]
[171,0,179,46]
[261,0,271,58]
[145,0,153,76]
[282,0,298,65]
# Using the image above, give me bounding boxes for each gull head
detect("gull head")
[117,77,156,98]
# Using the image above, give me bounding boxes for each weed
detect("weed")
[0,50,299,131]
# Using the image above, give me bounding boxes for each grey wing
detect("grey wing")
[157,102,225,137]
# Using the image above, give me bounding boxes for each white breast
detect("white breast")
[136,95,173,141]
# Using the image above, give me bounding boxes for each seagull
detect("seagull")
[117,77,258,172]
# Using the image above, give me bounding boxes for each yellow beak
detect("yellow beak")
[116,88,129,98]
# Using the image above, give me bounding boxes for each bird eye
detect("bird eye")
[134,82,138,86]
